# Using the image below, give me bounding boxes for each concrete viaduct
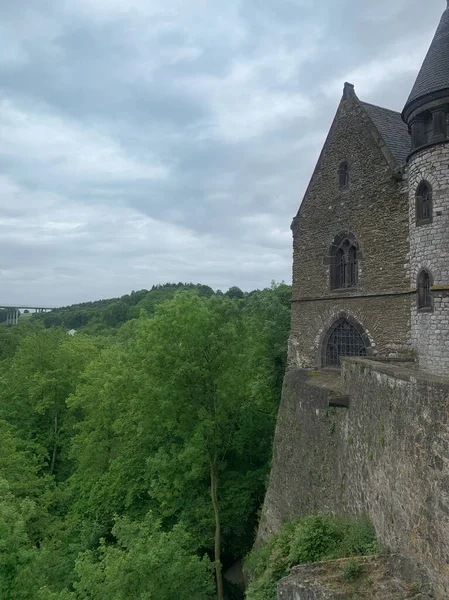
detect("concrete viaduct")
[0,304,55,326]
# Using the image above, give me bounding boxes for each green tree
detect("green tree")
[145,294,241,597]
[101,301,129,327]
[37,515,214,600]
[0,479,41,600]
[77,515,213,599]
[242,282,291,391]
[0,423,49,599]
[0,330,98,480]
[68,293,280,598]
[0,322,42,360]
[225,286,244,299]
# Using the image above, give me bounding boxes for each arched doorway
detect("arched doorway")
[323,318,368,367]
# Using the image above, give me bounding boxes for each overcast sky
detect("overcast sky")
[0,0,444,306]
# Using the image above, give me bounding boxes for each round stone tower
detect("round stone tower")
[402,1,449,376]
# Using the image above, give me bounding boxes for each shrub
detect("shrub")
[337,517,380,557]
[342,560,362,582]
[244,577,277,600]
[245,515,379,600]
[288,515,344,564]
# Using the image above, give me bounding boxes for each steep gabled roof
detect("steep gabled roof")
[292,86,409,228]
[404,3,449,111]
[361,102,411,165]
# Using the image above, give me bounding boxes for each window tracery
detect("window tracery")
[331,236,358,289]
[324,318,367,367]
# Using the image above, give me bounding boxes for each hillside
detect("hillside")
[29,283,274,335]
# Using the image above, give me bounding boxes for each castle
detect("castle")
[258,4,449,598]
[289,2,449,377]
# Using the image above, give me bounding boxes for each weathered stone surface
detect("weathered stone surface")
[290,88,411,370]
[277,556,432,600]
[290,70,449,376]
[258,359,449,598]
[408,144,449,376]
[268,13,449,600]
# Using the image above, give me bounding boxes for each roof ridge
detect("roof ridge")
[360,101,402,117]
[360,100,410,165]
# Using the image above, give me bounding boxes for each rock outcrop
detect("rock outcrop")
[277,555,433,600]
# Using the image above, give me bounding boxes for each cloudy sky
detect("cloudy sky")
[0,0,444,306]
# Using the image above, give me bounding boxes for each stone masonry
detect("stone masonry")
[408,145,449,375]
[258,360,449,598]
[290,2,449,376]
[290,86,411,369]
[256,6,449,600]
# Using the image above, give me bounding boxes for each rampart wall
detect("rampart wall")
[258,358,449,598]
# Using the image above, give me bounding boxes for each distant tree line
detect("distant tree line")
[31,283,253,331]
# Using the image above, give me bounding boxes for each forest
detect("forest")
[0,282,292,599]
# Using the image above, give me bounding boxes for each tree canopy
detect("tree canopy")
[0,282,291,599]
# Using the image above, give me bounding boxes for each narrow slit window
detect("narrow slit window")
[339,162,349,189]
[417,270,433,311]
[416,181,432,224]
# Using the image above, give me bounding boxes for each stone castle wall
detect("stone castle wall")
[291,93,410,368]
[258,359,449,599]
[290,296,411,369]
[408,144,449,375]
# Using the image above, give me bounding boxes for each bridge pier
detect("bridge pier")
[5,308,21,326]
[8,308,19,325]
[1,304,55,325]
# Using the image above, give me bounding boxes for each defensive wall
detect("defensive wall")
[258,357,449,598]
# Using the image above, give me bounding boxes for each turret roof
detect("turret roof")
[404,3,449,111]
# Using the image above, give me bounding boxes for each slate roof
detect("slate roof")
[361,102,411,165]
[405,4,449,110]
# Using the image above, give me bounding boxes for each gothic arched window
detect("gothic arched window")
[416,181,432,224]
[331,235,359,289]
[339,161,349,189]
[337,248,346,288]
[417,269,433,311]
[324,318,367,367]
[348,245,358,287]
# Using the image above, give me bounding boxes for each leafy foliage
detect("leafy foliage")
[39,514,215,600]
[0,479,40,600]
[0,282,291,598]
[342,560,363,582]
[0,329,98,480]
[245,515,380,600]
[32,283,217,332]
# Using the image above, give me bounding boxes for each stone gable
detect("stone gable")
[290,88,411,369]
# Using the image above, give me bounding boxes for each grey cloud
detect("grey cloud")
[0,0,445,305]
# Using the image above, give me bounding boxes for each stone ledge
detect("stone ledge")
[277,555,433,600]
[340,356,449,386]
